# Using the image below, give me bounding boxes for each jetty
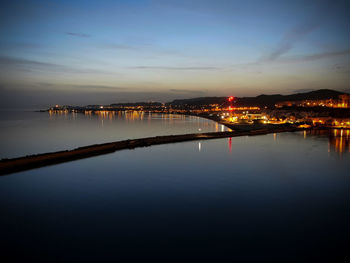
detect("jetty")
[0,126,305,176]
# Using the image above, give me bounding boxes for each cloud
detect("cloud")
[275,49,350,63]
[0,56,109,74]
[0,56,56,67]
[259,0,345,63]
[99,42,192,59]
[260,21,320,62]
[69,85,126,91]
[33,83,127,92]
[66,32,90,38]
[332,63,350,73]
[130,66,222,71]
[0,82,127,92]
[0,42,42,50]
[233,49,350,70]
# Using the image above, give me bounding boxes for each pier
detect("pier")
[0,126,304,175]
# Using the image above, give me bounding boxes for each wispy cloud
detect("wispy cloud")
[130,66,222,71]
[69,84,126,91]
[274,49,350,63]
[232,49,350,71]
[0,56,55,67]
[260,21,320,62]
[0,56,108,74]
[259,0,343,63]
[0,42,42,50]
[102,43,190,59]
[66,32,90,38]
[2,82,127,92]
[332,63,350,73]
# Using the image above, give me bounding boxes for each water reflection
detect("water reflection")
[2,131,349,261]
[302,129,350,156]
[1,110,229,158]
[47,110,232,128]
[224,129,350,157]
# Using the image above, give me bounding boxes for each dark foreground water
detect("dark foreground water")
[0,130,349,262]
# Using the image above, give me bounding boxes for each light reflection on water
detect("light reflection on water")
[0,132,349,261]
[221,129,350,157]
[301,129,350,156]
[0,110,228,158]
[1,110,350,260]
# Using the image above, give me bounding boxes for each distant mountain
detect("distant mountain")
[169,89,348,108]
[276,89,345,101]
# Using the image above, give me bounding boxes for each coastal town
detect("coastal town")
[47,89,350,130]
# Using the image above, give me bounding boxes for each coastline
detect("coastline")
[0,126,305,176]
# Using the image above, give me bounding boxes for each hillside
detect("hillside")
[169,89,347,107]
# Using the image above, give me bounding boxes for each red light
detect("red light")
[228,96,234,102]
[228,137,232,152]
[228,106,233,111]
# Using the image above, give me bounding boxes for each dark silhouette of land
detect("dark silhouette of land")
[169,89,347,108]
[45,89,348,111]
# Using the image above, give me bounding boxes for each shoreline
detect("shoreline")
[42,109,350,130]
[0,126,305,176]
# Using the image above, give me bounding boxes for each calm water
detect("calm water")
[1,128,349,261]
[0,110,228,158]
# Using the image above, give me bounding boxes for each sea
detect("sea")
[0,110,349,261]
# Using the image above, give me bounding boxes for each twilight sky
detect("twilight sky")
[1,0,350,108]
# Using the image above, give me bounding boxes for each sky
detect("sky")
[1,0,350,108]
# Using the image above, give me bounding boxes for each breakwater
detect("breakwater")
[0,127,303,175]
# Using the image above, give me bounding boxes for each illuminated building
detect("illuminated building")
[275,94,350,109]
